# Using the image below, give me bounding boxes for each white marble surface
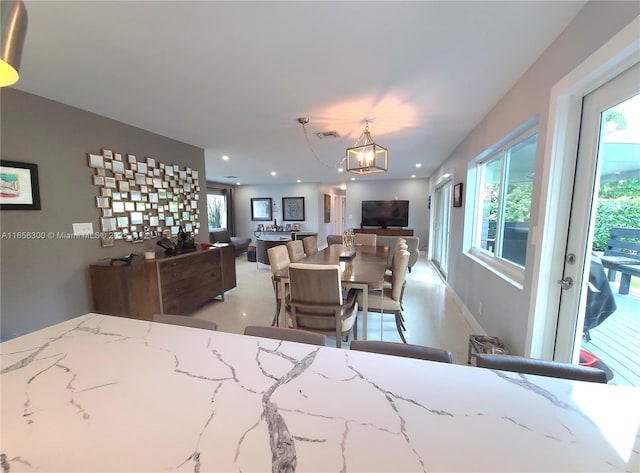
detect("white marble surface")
[1,313,639,472]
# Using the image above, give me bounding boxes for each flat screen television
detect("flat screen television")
[361,200,409,228]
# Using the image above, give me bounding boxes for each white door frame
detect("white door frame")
[526,17,640,360]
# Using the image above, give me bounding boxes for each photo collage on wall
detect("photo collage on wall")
[88,148,200,246]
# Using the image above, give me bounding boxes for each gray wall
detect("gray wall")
[0,89,206,338]
[432,2,639,355]
[234,179,429,250]
[235,183,331,246]
[344,179,430,250]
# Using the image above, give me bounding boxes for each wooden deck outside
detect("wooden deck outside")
[581,280,640,386]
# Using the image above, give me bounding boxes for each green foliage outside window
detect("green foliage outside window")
[486,183,532,223]
[207,197,224,230]
[593,178,640,251]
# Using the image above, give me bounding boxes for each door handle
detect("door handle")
[557,277,573,290]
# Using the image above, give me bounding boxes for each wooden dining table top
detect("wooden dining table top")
[275,244,389,287]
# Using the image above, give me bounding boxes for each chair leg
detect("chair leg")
[271,279,280,326]
[271,298,280,326]
[395,311,407,343]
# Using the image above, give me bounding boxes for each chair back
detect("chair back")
[475,354,607,383]
[267,245,290,274]
[302,236,318,256]
[326,234,343,245]
[390,250,410,301]
[350,340,452,363]
[153,313,218,331]
[286,240,306,262]
[244,325,327,346]
[354,233,376,246]
[288,263,343,305]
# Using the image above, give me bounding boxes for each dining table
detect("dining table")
[275,243,389,340]
[1,313,639,472]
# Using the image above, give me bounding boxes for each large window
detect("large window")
[207,189,228,230]
[472,128,537,272]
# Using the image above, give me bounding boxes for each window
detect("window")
[207,190,227,230]
[470,127,537,277]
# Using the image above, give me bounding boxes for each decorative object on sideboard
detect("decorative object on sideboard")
[282,196,305,221]
[107,253,137,265]
[88,148,201,246]
[0,160,41,210]
[0,0,28,87]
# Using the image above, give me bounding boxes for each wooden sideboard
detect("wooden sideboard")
[354,228,414,236]
[90,245,236,320]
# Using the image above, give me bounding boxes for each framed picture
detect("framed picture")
[0,161,42,210]
[282,197,305,221]
[251,197,272,221]
[453,182,463,207]
[324,194,331,223]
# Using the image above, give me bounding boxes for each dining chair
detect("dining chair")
[475,354,608,383]
[286,263,359,348]
[286,240,306,262]
[354,233,376,246]
[350,340,452,363]
[358,249,410,343]
[267,245,291,326]
[152,313,218,331]
[244,325,327,346]
[302,235,318,256]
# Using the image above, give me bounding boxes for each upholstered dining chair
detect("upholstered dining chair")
[475,354,607,383]
[350,340,453,363]
[286,240,306,262]
[286,263,358,348]
[302,235,318,256]
[267,245,291,326]
[244,325,327,346]
[358,249,410,343]
[153,313,218,331]
[354,233,376,246]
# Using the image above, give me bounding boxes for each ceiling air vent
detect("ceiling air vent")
[224,175,238,179]
[315,131,339,139]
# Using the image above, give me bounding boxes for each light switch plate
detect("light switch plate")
[73,222,93,235]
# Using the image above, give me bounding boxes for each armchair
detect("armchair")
[286,263,358,348]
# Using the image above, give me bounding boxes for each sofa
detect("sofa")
[326,234,420,272]
[209,229,252,256]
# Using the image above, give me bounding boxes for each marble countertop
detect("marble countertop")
[1,313,639,472]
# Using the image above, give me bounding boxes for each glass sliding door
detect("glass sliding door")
[432,181,452,277]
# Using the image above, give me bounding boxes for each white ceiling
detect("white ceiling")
[14,1,586,186]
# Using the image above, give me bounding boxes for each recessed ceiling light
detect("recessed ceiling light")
[340,185,347,190]
[338,168,343,173]
[297,179,301,183]
[236,182,241,186]
[411,175,416,178]
[351,177,355,181]
[443,173,451,178]
[271,171,276,176]
[416,163,422,168]
[222,155,229,161]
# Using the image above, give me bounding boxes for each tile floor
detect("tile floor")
[192,252,479,364]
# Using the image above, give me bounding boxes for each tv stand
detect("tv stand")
[354,228,414,237]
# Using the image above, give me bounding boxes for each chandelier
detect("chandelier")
[0,0,28,87]
[345,121,388,175]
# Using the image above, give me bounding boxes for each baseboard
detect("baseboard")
[429,260,487,336]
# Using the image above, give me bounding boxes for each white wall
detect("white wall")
[345,179,430,251]
[431,1,639,355]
